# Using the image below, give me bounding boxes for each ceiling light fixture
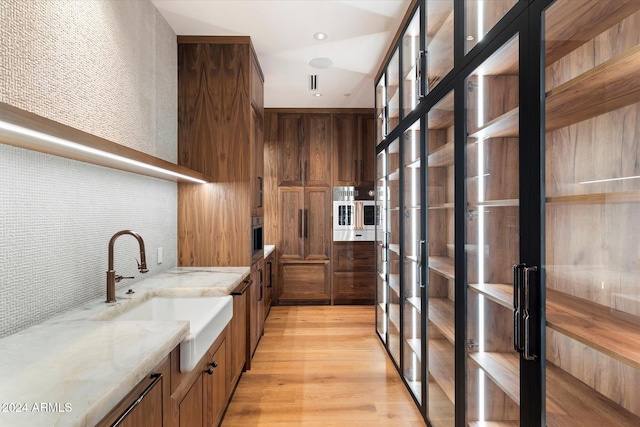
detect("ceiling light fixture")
[313,32,328,40]
[313,93,322,97]
[309,57,333,69]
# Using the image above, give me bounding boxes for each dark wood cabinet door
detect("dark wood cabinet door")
[304,186,331,260]
[277,114,304,186]
[333,114,358,185]
[278,187,304,260]
[304,114,332,186]
[332,272,376,304]
[251,107,264,217]
[358,114,375,185]
[333,241,375,272]
[230,291,247,387]
[249,259,264,358]
[278,261,330,304]
[179,376,203,427]
[203,339,227,427]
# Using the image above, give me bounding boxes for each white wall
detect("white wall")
[0,0,179,337]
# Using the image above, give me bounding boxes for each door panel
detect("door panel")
[278,187,304,260]
[304,187,331,260]
[465,33,521,425]
[333,114,358,185]
[304,114,332,186]
[277,114,303,186]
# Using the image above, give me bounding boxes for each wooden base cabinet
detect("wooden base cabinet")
[278,261,330,304]
[332,242,375,304]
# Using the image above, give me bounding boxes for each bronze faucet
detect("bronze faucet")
[106,230,149,303]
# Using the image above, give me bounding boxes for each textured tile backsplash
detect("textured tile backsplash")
[0,0,179,337]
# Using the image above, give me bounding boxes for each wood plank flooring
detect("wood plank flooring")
[222,305,426,426]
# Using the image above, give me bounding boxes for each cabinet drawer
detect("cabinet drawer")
[333,272,375,304]
[279,262,330,304]
[333,242,375,272]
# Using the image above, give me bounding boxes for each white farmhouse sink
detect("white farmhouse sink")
[112,296,233,372]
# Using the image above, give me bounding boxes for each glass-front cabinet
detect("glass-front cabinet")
[377,0,640,425]
[465,33,521,425]
[542,0,640,425]
[427,90,455,427]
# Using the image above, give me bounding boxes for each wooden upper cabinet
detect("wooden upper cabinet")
[177,36,264,267]
[277,113,331,187]
[333,112,375,186]
[278,186,304,260]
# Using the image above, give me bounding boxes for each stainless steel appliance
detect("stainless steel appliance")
[333,186,375,241]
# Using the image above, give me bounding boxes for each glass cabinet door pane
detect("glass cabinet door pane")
[426,0,454,92]
[376,75,387,144]
[376,150,388,342]
[387,138,401,365]
[465,34,520,425]
[402,120,423,401]
[426,90,455,427]
[387,50,400,134]
[402,9,421,117]
[544,1,640,425]
[465,0,517,53]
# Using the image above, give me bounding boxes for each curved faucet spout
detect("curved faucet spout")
[106,230,148,303]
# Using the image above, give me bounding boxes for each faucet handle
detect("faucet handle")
[115,275,134,283]
[136,258,149,274]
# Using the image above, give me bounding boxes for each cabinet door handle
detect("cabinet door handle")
[267,261,272,288]
[259,269,263,301]
[417,240,426,288]
[299,160,303,182]
[304,209,309,238]
[258,176,263,208]
[304,160,309,182]
[205,361,218,375]
[513,264,525,353]
[299,209,303,238]
[355,160,359,182]
[523,266,538,361]
[111,373,162,426]
[359,160,363,181]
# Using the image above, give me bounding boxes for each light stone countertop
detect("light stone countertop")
[0,266,250,427]
[264,244,275,258]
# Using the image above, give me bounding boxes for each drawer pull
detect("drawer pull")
[205,361,219,375]
[111,373,162,427]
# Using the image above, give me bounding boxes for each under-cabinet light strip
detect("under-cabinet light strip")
[0,120,207,184]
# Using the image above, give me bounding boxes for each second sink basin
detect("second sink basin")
[113,296,233,372]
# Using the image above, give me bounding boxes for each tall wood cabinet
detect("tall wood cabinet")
[177,36,264,267]
[265,109,376,305]
[375,1,640,426]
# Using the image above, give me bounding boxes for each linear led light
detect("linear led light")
[0,120,207,184]
[578,175,640,185]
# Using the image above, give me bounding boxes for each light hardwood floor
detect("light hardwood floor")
[222,305,426,426]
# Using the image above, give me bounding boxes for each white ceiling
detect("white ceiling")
[151,0,411,108]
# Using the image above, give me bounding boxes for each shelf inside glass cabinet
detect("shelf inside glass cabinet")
[428,256,455,280]
[428,298,454,344]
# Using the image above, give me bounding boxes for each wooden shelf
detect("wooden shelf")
[388,169,400,181]
[426,10,454,90]
[545,1,640,66]
[429,298,455,344]
[428,377,455,427]
[468,107,519,140]
[429,256,455,280]
[547,289,640,370]
[0,102,210,184]
[546,191,640,204]
[407,337,422,362]
[388,273,400,297]
[428,140,454,167]
[546,44,640,132]
[469,352,520,404]
[388,243,400,255]
[546,361,640,426]
[429,338,455,405]
[389,303,400,330]
[407,296,421,314]
[468,283,512,310]
[469,199,519,207]
[428,202,455,210]
[405,158,421,169]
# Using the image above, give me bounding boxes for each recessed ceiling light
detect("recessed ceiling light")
[344,93,351,97]
[466,35,475,41]
[309,57,333,69]
[313,32,328,40]
[313,93,322,97]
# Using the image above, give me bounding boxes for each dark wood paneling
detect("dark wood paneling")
[305,114,332,186]
[333,242,375,272]
[359,113,376,185]
[278,261,330,304]
[203,339,227,427]
[277,113,304,186]
[277,186,304,260]
[332,272,376,304]
[333,113,358,184]
[264,111,279,245]
[304,186,331,260]
[179,376,203,427]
